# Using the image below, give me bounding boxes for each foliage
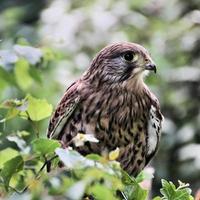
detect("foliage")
[0,128,194,200]
[0,0,199,199]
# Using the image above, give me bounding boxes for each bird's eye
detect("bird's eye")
[123,52,135,62]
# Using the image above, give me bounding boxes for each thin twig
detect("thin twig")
[22,154,58,193]
[35,155,58,179]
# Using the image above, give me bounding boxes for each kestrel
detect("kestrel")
[47,42,163,176]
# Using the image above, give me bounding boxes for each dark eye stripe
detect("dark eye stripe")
[119,66,134,82]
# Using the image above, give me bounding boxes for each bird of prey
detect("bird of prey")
[47,42,163,176]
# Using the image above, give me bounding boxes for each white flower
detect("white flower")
[72,133,99,147]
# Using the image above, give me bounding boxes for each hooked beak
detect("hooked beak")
[145,63,157,73]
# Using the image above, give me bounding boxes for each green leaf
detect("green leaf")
[26,95,53,121]
[122,171,148,200]
[153,197,162,200]
[0,155,24,190]
[160,179,175,199]
[32,138,60,155]
[129,184,148,200]
[122,170,137,185]
[86,154,102,161]
[14,59,33,90]
[88,184,117,200]
[160,179,193,200]
[0,148,19,168]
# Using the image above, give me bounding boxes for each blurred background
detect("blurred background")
[0,0,199,196]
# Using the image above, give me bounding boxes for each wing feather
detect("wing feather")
[47,81,81,139]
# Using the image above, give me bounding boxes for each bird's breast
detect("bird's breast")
[77,92,149,152]
[60,89,162,176]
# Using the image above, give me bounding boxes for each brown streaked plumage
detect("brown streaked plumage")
[47,42,163,176]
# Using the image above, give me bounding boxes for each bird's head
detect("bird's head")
[84,42,156,90]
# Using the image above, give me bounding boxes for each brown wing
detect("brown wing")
[47,81,81,139]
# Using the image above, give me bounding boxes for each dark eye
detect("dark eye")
[123,52,135,62]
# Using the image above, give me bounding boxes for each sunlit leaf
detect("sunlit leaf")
[88,184,117,200]
[32,138,60,155]
[0,155,24,190]
[26,95,53,121]
[86,154,102,161]
[0,148,19,168]
[153,197,162,200]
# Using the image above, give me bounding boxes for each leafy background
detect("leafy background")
[0,0,199,199]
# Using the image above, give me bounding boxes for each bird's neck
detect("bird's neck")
[120,74,148,95]
[81,72,149,97]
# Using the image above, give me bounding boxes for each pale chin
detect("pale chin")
[133,67,150,79]
[143,70,150,77]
